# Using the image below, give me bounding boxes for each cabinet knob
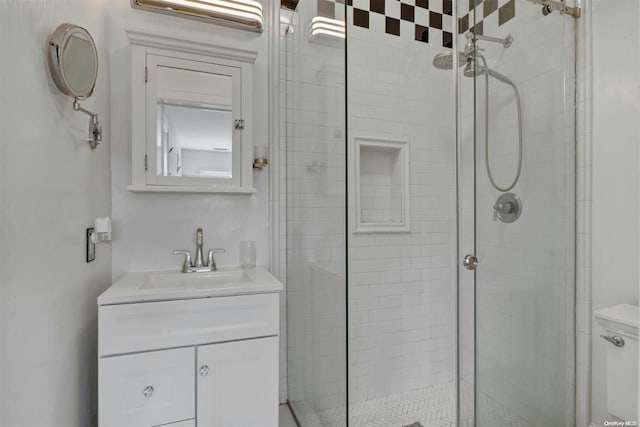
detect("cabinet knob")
[200,365,209,377]
[143,385,154,398]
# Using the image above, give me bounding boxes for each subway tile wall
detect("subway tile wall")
[345,9,458,404]
[282,0,458,418]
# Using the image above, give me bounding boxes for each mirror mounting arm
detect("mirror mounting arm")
[73,99,102,150]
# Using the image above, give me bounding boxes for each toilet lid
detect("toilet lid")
[594,304,639,335]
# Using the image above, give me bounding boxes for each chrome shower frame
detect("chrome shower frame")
[525,0,580,17]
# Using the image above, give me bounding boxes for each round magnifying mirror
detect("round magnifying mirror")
[47,23,98,100]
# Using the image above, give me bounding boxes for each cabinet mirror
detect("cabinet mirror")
[155,65,235,181]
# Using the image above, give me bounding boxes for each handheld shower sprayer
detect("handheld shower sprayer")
[431,32,524,193]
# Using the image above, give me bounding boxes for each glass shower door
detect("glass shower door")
[283,1,348,426]
[459,1,576,425]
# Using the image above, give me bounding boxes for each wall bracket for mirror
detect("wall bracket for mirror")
[47,23,102,150]
[72,99,102,149]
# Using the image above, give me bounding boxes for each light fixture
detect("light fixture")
[309,16,345,42]
[131,0,263,32]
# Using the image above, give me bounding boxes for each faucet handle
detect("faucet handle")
[207,248,225,271]
[172,250,192,272]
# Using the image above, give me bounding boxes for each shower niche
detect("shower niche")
[354,136,410,233]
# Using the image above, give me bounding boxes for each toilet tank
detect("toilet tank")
[594,304,639,421]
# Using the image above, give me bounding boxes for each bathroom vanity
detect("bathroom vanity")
[97,267,283,427]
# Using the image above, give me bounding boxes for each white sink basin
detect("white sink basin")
[143,269,252,290]
[98,266,283,305]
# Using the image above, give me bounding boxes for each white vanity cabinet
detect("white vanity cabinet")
[197,337,278,426]
[99,347,195,427]
[97,268,282,427]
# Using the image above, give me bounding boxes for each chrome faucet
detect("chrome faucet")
[195,228,205,267]
[172,228,225,273]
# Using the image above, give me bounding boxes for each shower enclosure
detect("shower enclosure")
[282,0,576,425]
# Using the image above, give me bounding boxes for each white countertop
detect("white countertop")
[98,266,283,305]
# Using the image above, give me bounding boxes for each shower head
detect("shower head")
[432,49,516,88]
[463,57,481,78]
[432,51,466,70]
[463,56,515,86]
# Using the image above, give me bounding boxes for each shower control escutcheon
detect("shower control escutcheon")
[493,193,522,223]
[463,255,478,270]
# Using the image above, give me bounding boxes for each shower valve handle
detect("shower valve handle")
[493,202,514,221]
[493,203,502,221]
[493,194,522,223]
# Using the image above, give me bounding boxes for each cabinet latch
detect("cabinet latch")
[234,119,245,130]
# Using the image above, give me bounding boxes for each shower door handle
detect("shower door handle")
[463,254,478,270]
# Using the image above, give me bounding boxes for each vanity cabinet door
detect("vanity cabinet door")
[196,337,278,427]
[99,347,195,427]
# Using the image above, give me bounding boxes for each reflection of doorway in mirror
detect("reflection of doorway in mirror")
[129,39,256,192]
[157,102,233,179]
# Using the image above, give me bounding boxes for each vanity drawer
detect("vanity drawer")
[99,293,279,356]
[159,420,195,427]
[99,347,194,427]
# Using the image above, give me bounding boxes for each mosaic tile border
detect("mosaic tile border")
[317,0,516,47]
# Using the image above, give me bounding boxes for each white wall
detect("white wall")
[109,2,271,281]
[106,0,288,402]
[591,0,640,424]
[0,1,112,425]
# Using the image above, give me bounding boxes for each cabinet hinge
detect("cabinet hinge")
[144,66,148,83]
[234,119,245,130]
[144,154,148,171]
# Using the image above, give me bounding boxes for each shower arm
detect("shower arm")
[467,31,513,48]
[525,0,580,18]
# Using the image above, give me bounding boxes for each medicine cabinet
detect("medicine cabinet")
[127,31,257,193]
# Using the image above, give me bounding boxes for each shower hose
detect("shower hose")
[480,55,523,192]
